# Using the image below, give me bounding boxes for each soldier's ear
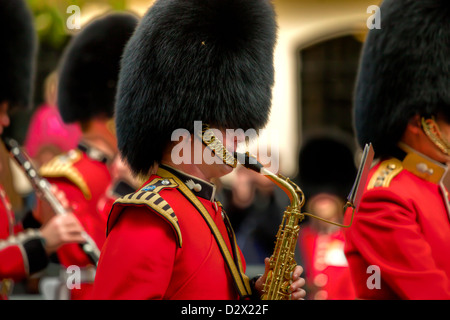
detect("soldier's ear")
[406,115,422,134]
[402,114,428,151]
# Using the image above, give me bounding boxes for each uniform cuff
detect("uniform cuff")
[22,231,49,275]
[21,210,42,229]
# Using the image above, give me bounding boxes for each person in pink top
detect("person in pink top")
[24,72,81,168]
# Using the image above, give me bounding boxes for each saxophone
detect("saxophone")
[235,152,305,300]
[197,124,374,300]
[260,174,304,300]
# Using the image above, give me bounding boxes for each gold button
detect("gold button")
[387,163,396,170]
[416,163,428,173]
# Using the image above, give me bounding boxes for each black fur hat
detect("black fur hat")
[354,0,450,158]
[57,12,138,124]
[0,0,36,111]
[116,0,277,176]
[297,130,357,201]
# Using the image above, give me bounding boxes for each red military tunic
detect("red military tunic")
[38,143,112,300]
[92,165,251,300]
[0,185,48,299]
[299,225,356,300]
[344,143,450,299]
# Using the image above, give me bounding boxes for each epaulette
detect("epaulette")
[113,177,182,247]
[367,158,403,189]
[39,150,91,200]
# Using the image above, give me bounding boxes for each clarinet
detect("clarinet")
[1,137,100,266]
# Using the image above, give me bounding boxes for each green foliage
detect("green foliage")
[26,0,129,49]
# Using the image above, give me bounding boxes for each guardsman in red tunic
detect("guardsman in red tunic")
[296,132,357,300]
[0,184,84,300]
[344,0,450,299]
[92,0,306,300]
[0,0,85,300]
[33,13,138,300]
[96,155,141,222]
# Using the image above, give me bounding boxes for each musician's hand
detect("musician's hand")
[255,257,306,300]
[39,213,85,255]
[289,264,306,300]
[33,185,71,224]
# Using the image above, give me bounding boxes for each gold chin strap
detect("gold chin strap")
[107,118,116,137]
[421,117,450,155]
[195,123,237,168]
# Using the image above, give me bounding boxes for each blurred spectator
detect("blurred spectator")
[23,71,81,168]
[295,129,357,300]
[218,155,288,265]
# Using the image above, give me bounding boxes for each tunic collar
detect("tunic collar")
[77,141,112,165]
[159,164,216,202]
[398,142,448,185]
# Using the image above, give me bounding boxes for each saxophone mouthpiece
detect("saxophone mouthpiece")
[233,152,264,173]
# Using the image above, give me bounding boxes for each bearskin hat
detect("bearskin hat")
[0,0,36,111]
[57,12,138,124]
[354,0,450,158]
[297,130,357,201]
[116,0,278,176]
